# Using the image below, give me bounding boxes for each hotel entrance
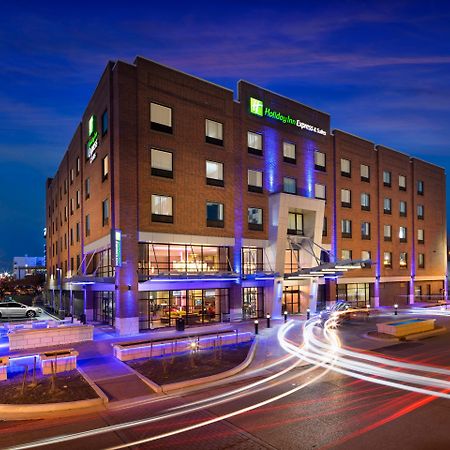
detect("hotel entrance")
[93,292,115,326]
[282,286,301,314]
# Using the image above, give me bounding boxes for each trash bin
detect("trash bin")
[176,317,185,331]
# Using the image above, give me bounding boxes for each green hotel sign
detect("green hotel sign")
[86,115,99,163]
[249,97,327,136]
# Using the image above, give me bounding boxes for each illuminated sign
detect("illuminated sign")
[112,229,122,267]
[86,115,99,163]
[249,97,327,136]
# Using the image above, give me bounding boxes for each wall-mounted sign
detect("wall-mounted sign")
[86,115,99,163]
[112,229,122,267]
[249,97,327,136]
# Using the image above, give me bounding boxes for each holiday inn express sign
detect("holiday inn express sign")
[249,97,327,136]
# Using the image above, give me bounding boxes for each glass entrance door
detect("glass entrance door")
[94,292,115,326]
[283,286,301,314]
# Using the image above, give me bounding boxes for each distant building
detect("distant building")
[13,256,46,280]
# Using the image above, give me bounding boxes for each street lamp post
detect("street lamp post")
[394,303,398,315]
[254,319,259,335]
[266,313,271,328]
[306,308,311,320]
[284,310,288,322]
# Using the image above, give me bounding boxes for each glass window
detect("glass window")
[361,222,371,239]
[151,149,173,177]
[76,190,80,208]
[399,226,407,242]
[76,157,80,175]
[206,202,224,227]
[85,178,90,199]
[417,204,424,219]
[85,214,90,237]
[361,250,371,261]
[102,155,109,181]
[315,183,326,200]
[341,158,351,177]
[417,180,424,195]
[418,253,425,268]
[248,207,263,231]
[384,197,392,214]
[102,110,108,135]
[418,229,424,243]
[283,177,296,194]
[399,201,407,217]
[76,222,80,242]
[152,195,173,222]
[341,219,352,237]
[242,287,264,319]
[206,160,224,186]
[205,119,223,145]
[288,212,303,235]
[322,217,327,236]
[341,189,351,207]
[383,170,391,186]
[399,175,406,190]
[102,199,109,226]
[383,251,392,268]
[150,102,172,133]
[384,224,392,241]
[360,164,370,182]
[247,132,263,154]
[361,192,370,210]
[399,252,408,268]
[283,142,296,162]
[341,249,352,260]
[314,151,326,171]
[248,169,263,192]
[242,248,264,274]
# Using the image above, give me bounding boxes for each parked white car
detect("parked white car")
[0,301,42,319]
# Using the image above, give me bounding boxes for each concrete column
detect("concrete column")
[309,279,318,313]
[409,277,415,305]
[373,279,380,307]
[267,278,283,319]
[85,290,94,322]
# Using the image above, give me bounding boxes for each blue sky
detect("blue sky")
[1,0,450,270]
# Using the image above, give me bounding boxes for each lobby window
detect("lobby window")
[85,178,90,199]
[399,200,407,217]
[102,155,109,181]
[384,197,392,214]
[85,214,90,237]
[205,119,223,146]
[206,160,224,187]
[341,249,352,260]
[341,219,352,238]
[417,180,424,195]
[417,204,424,220]
[418,253,425,269]
[418,229,424,244]
[399,175,406,191]
[150,102,172,134]
[361,192,370,211]
[102,198,109,226]
[341,158,351,177]
[314,151,326,171]
[151,148,173,178]
[399,252,408,268]
[248,207,263,231]
[315,183,326,200]
[242,247,264,274]
[206,202,224,228]
[248,169,263,193]
[76,222,80,242]
[76,157,80,176]
[152,195,173,223]
[247,131,263,155]
[383,170,392,187]
[322,217,327,236]
[283,142,296,164]
[399,226,407,243]
[288,212,303,236]
[341,189,351,208]
[102,110,108,136]
[384,224,392,241]
[383,252,392,268]
[76,190,80,209]
[283,177,297,194]
[360,164,370,182]
[361,222,371,240]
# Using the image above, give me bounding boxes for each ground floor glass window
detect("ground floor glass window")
[242,287,264,319]
[94,292,115,326]
[282,286,301,314]
[336,283,372,308]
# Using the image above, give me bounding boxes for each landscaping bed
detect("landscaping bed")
[0,369,98,404]
[127,340,253,385]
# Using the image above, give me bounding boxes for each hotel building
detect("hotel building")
[45,57,447,335]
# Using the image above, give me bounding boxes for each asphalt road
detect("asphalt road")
[1,313,450,450]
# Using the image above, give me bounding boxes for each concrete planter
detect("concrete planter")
[377,318,436,337]
[0,357,9,381]
[39,349,78,375]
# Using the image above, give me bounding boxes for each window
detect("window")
[341,158,351,177]
[322,217,327,236]
[399,201,407,217]
[70,228,74,246]
[361,222,371,240]
[283,177,296,194]
[417,204,424,220]
[418,253,425,269]
[314,151,326,171]
[383,252,392,268]
[399,226,407,243]
[341,189,351,208]
[76,157,80,175]
[341,249,352,260]
[361,193,370,211]
[383,170,391,187]
[102,110,108,135]
[64,206,68,221]
[417,180,424,195]
[76,222,80,242]
[102,155,109,181]
[205,119,223,145]
[151,149,173,178]
[315,183,326,200]
[76,190,80,209]
[418,229,424,244]
[288,212,303,236]
[206,160,224,186]
[399,175,406,191]
[384,197,392,214]
[85,215,90,237]
[283,142,296,163]
[341,219,352,238]
[102,199,109,226]
[247,131,263,155]
[152,195,173,223]
[384,224,392,241]
[64,179,68,194]
[248,169,263,193]
[361,250,371,262]
[248,207,263,231]
[399,252,408,268]
[150,102,172,133]
[206,202,224,227]
[70,198,74,215]
[85,178,90,199]
[360,164,370,182]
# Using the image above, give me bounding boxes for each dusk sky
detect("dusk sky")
[1,0,450,270]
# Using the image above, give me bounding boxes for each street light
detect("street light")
[394,303,398,315]
[254,319,259,335]
[284,310,288,322]
[306,308,311,320]
[266,313,271,328]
